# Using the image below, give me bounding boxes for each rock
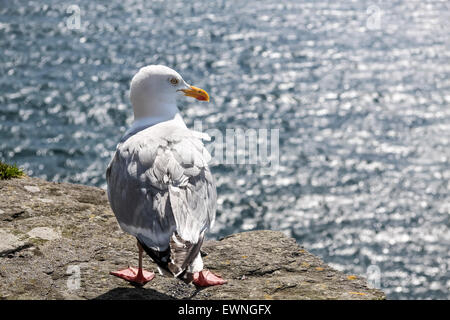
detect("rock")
[0,176,385,300]
[27,227,61,241]
[0,229,27,256]
[38,198,54,203]
[23,185,40,193]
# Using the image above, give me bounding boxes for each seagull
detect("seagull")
[106,65,226,287]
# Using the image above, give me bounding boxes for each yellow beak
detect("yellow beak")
[180,85,210,102]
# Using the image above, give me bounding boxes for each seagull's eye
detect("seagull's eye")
[169,77,179,86]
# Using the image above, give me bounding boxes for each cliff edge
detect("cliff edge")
[0,176,385,300]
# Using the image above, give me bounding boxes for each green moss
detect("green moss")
[0,161,24,180]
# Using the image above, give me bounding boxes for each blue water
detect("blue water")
[1,0,449,299]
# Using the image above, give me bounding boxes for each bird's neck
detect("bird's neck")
[131,112,185,128]
[126,101,186,137]
[132,96,179,119]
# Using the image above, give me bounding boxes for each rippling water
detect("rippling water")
[1,0,449,299]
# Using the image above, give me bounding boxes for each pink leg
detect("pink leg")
[110,241,155,286]
[192,270,227,287]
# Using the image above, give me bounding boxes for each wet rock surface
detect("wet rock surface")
[0,176,385,300]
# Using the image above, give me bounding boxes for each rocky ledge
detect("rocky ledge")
[0,176,385,300]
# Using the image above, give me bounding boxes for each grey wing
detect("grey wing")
[106,141,176,251]
[106,126,216,257]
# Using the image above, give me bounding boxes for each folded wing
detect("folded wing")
[106,122,216,275]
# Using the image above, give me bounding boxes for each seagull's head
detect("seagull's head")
[129,65,209,120]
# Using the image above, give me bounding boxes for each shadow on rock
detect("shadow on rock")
[93,287,176,300]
